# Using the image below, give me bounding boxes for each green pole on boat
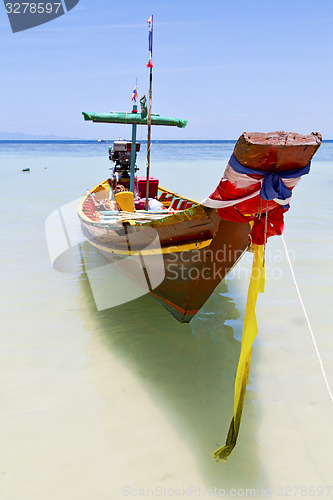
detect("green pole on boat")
[130,104,137,193]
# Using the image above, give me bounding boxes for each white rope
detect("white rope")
[201,189,260,208]
[281,234,333,403]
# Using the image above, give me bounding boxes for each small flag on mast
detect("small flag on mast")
[146,14,153,68]
[131,85,138,102]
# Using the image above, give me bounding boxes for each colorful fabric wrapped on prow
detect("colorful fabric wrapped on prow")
[203,131,322,460]
[201,133,320,246]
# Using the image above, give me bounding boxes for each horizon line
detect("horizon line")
[1,138,333,142]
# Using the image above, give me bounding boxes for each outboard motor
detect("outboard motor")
[109,140,140,179]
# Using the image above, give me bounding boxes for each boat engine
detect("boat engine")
[109,140,140,179]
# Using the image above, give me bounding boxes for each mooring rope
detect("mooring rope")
[281,234,333,404]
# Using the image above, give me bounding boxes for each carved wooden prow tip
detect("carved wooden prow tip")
[233,131,322,172]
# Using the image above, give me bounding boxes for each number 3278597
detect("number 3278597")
[5,3,62,14]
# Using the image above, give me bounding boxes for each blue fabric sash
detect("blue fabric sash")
[228,154,311,202]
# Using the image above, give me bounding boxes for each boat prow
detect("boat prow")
[78,131,321,322]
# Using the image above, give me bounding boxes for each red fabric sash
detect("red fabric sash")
[217,204,287,245]
[209,170,292,245]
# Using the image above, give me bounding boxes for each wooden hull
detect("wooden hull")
[150,216,250,322]
[78,200,250,322]
[78,130,321,322]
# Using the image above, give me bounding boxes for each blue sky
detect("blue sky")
[0,0,332,139]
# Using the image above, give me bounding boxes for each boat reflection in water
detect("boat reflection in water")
[77,240,260,487]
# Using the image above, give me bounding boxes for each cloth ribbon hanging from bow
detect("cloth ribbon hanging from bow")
[210,154,311,460]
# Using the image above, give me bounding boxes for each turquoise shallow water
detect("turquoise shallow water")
[0,140,332,499]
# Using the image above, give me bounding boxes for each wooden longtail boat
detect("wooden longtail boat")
[78,131,322,323]
[78,16,322,322]
[77,17,323,461]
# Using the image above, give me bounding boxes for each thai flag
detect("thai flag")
[132,86,138,102]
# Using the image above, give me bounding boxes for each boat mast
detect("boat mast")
[130,80,138,193]
[145,15,153,210]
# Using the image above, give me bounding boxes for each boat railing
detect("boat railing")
[80,183,199,224]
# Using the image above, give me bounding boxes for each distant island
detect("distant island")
[0,131,83,140]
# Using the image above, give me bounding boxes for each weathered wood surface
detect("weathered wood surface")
[233,131,322,172]
[79,129,322,322]
[80,206,251,323]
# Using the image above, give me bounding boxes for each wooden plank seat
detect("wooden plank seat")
[178,200,187,210]
[170,198,181,210]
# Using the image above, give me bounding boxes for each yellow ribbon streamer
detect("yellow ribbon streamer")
[213,244,265,461]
